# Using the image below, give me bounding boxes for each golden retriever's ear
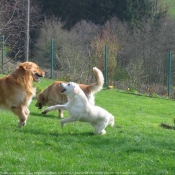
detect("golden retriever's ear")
[19,62,32,70]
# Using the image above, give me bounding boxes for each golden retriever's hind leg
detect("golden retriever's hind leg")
[58,109,64,118]
[18,107,30,127]
[11,106,30,128]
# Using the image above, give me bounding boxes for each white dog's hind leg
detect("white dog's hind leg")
[100,129,106,135]
[94,128,106,135]
[109,115,115,127]
[93,123,106,135]
[60,117,77,127]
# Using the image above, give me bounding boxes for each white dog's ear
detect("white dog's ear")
[73,85,80,94]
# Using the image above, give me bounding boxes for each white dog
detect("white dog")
[42,82,115,135]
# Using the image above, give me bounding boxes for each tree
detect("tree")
[37,0,167,29]
[35,18,99,82]
[0,0,41,61]
[90,20,122,84]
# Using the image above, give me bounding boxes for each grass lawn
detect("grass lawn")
[161,0,175,17]
[0,77,175,174]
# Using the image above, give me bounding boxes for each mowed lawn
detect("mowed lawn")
[0,77,175,174]
[162,0,175,17]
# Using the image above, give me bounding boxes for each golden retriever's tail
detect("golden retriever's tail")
[88,67,104,94]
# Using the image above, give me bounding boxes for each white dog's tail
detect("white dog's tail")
[88,67,104,94]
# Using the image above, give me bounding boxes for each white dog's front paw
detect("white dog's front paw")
[42,110,48,114]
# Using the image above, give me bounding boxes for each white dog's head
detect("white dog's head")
[59,82,81,96]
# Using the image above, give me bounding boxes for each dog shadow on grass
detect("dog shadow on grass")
[20,127,94,137]
[18,124,118,150]
[30,112,57,119]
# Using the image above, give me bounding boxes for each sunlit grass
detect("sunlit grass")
[161,0,175,17]
[0,77,175,174]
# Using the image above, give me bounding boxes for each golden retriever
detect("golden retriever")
[0,62,45,127]
[42,82,114,135]
[35,67,104,118]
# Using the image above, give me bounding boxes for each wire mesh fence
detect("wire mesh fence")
[1,36,175,98]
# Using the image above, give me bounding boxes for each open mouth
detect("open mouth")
[35,103,43,109]
[60,88,66,93]
[38,103,43,109]
[60,84,66,93]
[34,73,43,82]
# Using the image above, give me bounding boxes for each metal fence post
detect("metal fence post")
[104,44,108,88]
[168,52,172,97]
[1,35,4,71]
[50,39,54,79]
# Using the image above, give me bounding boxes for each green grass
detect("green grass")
[1,77,175,174]
[161,0,175,17]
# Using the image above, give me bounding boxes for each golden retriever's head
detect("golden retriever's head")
[19,62,45,82]
[35,93,47,109]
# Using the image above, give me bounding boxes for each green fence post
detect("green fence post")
[168,52,172,97]
[50,39,54,79]
[104,44,108,88]
[1,35,4,71]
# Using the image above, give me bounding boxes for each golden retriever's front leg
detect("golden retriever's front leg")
[11,106,30,128]
[58,109,64,118]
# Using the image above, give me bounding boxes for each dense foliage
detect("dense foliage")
[1,0,175,94]
[37,0,167,29]
[0,0,168,60]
